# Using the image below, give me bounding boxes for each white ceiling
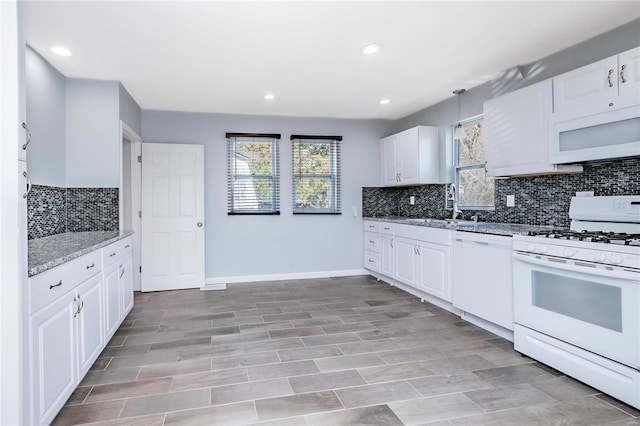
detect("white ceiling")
[24,1,640,120]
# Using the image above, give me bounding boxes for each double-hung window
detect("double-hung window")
[291,135,342,214]
[227,133,280,215]
[453,117,495,209]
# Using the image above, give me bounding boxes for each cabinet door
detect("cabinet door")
[120,255,134,317]
[397,128,419,184]
[381,135,398,186]
[29,294,77,425]
[394,238,418,287]
[484,80,554,177]
[553,55,618,120]
[416,242,451,301]
[76,274,103,377]
[618,47,640,109]
[381,235,395,277]
[103,263,121,340]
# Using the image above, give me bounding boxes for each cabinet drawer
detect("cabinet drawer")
[102,236,133,268]
[380,223,394,235]
[364,250,380,273]
[364,232,381,252]
[29,250,101,315]
[364,221,380,233]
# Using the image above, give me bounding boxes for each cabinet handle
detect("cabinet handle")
[119,267,125,279]
[620,64,627,83]
[390,239,394,248]
[398,173,402,182]
[607,69,614,87]
[110,252,116,257]
[77,294,84,314]
[125,244,130,248]
[368,259,374,263]
[73,296,78,318]
[22,171,31,199]
[21,122,31,150]
[49,280,62,290]
[86,263,95,269]
[369,240,375,244]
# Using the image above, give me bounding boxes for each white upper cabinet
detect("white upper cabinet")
[553,47,640,121]
[380,126,443,186]
[483,80,582,176]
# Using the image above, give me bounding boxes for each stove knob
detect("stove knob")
[537,246,548,254]
[609,254,623,264]
[594,252,607,262]
[563,248,575,257]
[527,244,538,252]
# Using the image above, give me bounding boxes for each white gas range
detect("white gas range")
[512,195,640,409]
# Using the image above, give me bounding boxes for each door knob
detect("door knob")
[197,222,203,227]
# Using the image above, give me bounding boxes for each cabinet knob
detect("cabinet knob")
[197,222,203,227]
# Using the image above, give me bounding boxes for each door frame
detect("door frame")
[119,120,142,291]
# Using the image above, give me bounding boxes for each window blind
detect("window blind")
[227,133,281,215]
[291,135,342,214]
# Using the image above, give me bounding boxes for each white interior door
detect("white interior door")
[141,143,205,292]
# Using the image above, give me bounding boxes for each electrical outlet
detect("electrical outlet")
[352,207,358,217]
[409,196,415,205]
[506,194,515,207]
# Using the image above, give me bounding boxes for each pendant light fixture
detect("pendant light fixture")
[453,89,466,140]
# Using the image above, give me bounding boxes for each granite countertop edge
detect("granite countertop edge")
[28,230,135,277]
[364,217,554,236]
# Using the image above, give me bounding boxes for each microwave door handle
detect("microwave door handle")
[512,252,638,281]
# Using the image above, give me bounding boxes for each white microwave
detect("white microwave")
[551,104,640,164]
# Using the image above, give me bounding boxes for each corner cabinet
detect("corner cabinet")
[380,126,443,186]
[364,220,452,303]
[27,236,133,426]
[483,80,582,177]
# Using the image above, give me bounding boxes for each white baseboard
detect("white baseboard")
[200,282,227,291]
[204,269,369,286]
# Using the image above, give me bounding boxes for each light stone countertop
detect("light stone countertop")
[364,217,554,237]
[28,230,134,277]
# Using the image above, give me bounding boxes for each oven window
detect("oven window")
[532,271,622,332]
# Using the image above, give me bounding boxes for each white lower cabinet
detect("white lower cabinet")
[28,236,134,425]
[29,292,77,426]
[416,241,451,301]
[365,221,452,303]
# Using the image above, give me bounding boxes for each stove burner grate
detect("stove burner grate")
[527,230,640,245]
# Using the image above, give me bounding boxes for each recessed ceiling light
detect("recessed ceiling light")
[379,98,391,105]
[51,46,72,57]
[361,43,382,55]
[264,93,275,101]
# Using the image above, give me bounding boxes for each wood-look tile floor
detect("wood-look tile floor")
[53,276,640,426]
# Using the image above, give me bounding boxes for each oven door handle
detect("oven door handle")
[513,252,639,281]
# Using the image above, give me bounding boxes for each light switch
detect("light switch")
[506,194,515,207]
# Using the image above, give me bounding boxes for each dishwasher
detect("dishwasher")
[451,231,513,332]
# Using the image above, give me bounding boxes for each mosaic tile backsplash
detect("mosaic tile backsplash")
[28,186,119,239]
[363,157,639,229]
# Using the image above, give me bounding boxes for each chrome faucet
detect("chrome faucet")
[449,183,462,220]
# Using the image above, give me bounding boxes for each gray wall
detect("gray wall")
[142,111,393,279]
[65,78,120,187]
[25,46,66,187]
[119,83,142,136]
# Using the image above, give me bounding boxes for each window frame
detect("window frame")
[291,135,342,215]
[226,133,281,215]
[452,116,495,211]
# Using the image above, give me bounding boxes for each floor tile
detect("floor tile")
[335,380,420,408]
[81,414,165,426]
[389,393,484,425]
[120,388,210,418]
[137,357,211,380]
[164,401,258,426]
[464,382,556,411]
[288,370,367,394]
[408,372,494,397]
[211,378,293,406]
[85,378,172,403]
[52,400,125,425]
[305,404,404,426]
[358,361,435,383]
[424,354,496,374]
[301,333,361,346]
[278,345,343,362]
[247,360,320,381]
[268,327,325,339]
[212,351,281,370]
[255,391,344,421]
[243,338,304,353]
[79,367,141,386]
[472,363,556,386]
[171,367,248,391]
[530,375,599,401]
[315,353,385,372]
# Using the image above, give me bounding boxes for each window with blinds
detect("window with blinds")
[227,133,280,215]
[291,135,342,214]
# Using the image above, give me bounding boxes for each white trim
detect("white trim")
[204,269,368,287]
[119,121,142,291]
